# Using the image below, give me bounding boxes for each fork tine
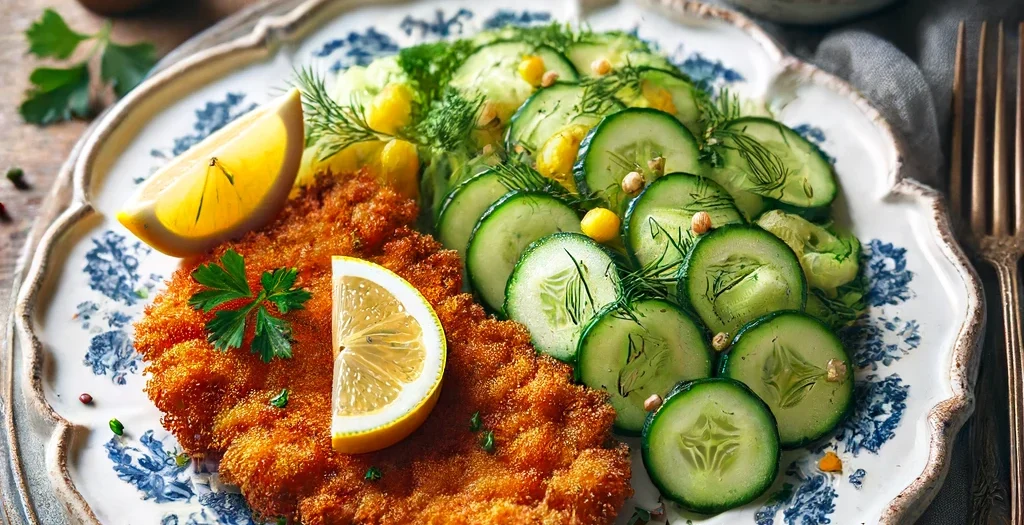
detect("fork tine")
[951,21,966,216]
[993,22,1009,236]
[971,21,989,235]
[1016,21,1024,234]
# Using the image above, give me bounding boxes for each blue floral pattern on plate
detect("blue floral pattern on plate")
[148,93,258,173]
[85,330,138,385]
[109,431,256,524]
[482,9,551,29]
[792,124,837,164]
[313,28,399,73]
[849,469,866,489]
[84,231,151,306]
[400,8,473,38]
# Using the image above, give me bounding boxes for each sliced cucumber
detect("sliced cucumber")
[719,311,854,448]
[642,378,780,514]
[436,170,511,260]
[577,299,713,434]
[624,173,744,286]
[506,83,624,155]
[575,108,701,213]
[614,67,704,136]
[566,33,674,76]
[715,117,837,210]
[505,233,620,361]
[451,41,579,125]
[702,167,770,220]
[678,224,807,336]
[466,191,581,311]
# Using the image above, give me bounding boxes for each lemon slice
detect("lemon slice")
[117,89,304,257]
[330,256,446,454]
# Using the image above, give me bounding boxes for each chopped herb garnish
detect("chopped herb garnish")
[188,249,311,362]
[134,288,149,299]
[270,388,289,408]
[109,418,124,436]
[626,506,653,525]
[469,411,482,432]
[6,168,27,189]
[364,466,382,481]
[173,452,189,468]
[479,430,496,453]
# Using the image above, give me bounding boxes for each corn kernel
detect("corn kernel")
[518,55,546,87]
[368,84,414,135]
[591,57,612,76]
[818,451,843,473]
[536,124,590,191]
[581,208,620,243]
[379,138,420,199]
[642,80,677,114]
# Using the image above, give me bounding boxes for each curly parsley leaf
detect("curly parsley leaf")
[21,8,156,125]
[188,250,310,361]
[19,65,91,125]
[206,307,252,351]
[189,249,252,312]
[26,9,89,59]
[262,268,312,314]
[101,42,157,98]
[254,306,293,362]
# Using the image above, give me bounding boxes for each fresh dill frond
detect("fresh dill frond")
[562,250,600,326]
[577,64,643,117]
[397,39,475,109]
[501,22,591,53]
[608,256,676,325]
[698,89,791,195]
[293,67,383,161]
[413,87,483,153]
[491,160,555,192]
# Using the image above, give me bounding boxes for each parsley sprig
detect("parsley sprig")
[188,249,311,362]
[20,9,156,125]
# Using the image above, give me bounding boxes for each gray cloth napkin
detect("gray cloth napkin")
[704,0,1024,523]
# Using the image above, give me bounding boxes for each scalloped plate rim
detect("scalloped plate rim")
[7,0,984,523]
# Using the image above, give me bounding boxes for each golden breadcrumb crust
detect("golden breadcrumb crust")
[134,175,632,524]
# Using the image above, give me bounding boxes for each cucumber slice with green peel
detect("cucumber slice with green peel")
[756,210,860,294]
[505,233,620,361]
[436,170,511,261]
[701,167,770,220]
[678,224,807,336]
[613,67,705,136]
[576,299,713,434]
[565,33,674,76]
[714,117,838,210]
[718,311,854,448]
[642,378,781,514]
[624,173,744,287]
[574,108,702,213]
[466,191,582,312]
[506,83,624,155]
[451,41,579,124]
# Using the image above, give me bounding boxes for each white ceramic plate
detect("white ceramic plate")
[11,1,983,524]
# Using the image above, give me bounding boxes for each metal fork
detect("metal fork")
[952,21,1023,524]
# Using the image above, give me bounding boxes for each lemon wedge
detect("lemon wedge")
[117,89,304,257]
[330,256,445,454]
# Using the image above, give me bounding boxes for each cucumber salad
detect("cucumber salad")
[299,23,867,515]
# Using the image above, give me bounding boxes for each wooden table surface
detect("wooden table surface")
[0,0,254,297]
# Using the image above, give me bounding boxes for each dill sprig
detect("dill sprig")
[413,87,483,153]
[397,39,475,113]
[294,67,384,161]
[698,89,791,196]
[562,250,600,326]
[577,64,643,116]
[497,22,592,54]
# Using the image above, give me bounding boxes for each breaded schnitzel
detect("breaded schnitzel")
[134,174,632,524]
